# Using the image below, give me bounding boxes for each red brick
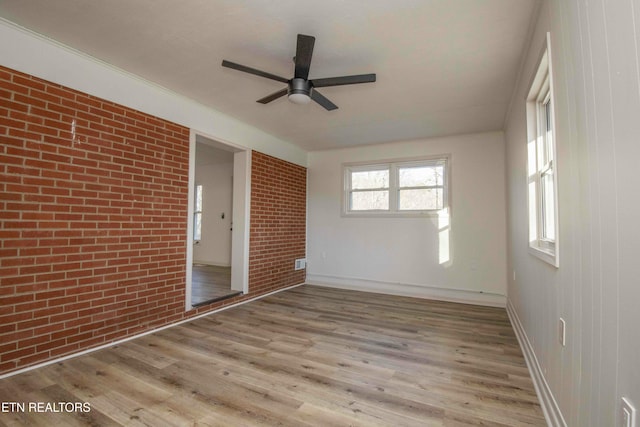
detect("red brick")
[16,333,52,349]
[0,275,35,287]
[35,338,66,353]
[1,347,36,362]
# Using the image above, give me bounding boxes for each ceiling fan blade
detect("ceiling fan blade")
[310,89,338,111]
[221,60,289,83]
[311,74,376,88]
[294,34,315,80]
[257,88,288,104]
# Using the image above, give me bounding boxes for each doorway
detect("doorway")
[186,132,250,309]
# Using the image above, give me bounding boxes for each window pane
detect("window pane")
[398,165,443,187]
[195,185,203,212]
[194,213,202,241]
[351,169,389,190]
[541,168,555,240]
[350,190,389,210]
[545,100,554,163]
[399,188,443,210]
[545,99,552,131]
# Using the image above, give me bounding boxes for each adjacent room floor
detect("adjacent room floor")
[0,285,545,426]
[191,264,237,306]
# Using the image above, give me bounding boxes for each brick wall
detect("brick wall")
[0,65,306,374]
[249,152,307,293]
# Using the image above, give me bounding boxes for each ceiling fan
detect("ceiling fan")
[221,34,376,111]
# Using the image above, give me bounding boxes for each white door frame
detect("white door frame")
[185,130,251,310]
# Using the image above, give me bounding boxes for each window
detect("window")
[348,166,390,211]
[398,162,446,211]
[344,156,449,216]
[526,33,558,266]
[194,184,203,242]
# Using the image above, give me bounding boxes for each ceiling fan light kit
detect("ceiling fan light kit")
[222,34,376,111]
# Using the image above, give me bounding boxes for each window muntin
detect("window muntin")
[344,157,449,216]
[194,184,203,242]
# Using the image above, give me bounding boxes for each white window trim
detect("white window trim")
[526,32,559,267]
[342,155,451,218]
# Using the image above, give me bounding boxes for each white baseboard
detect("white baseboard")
[306,274,506,307]
[506,298,566,427]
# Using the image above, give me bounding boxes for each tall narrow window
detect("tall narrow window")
[194,184,203,242]
[526,34,559,266]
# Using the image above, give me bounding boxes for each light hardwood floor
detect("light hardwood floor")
[0,285,546,426]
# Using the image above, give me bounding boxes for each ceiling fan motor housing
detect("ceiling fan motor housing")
[288,78,312,104]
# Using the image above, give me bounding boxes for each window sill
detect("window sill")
[528,244,559,268]
[341,210,447,219]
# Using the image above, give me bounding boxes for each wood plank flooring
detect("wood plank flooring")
[0,285,546,426]
[191,265,236,305]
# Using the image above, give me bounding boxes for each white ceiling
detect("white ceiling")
[0,0,537,151]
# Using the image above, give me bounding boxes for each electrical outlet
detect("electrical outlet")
[622,397,636,427]
[559,318,566,347]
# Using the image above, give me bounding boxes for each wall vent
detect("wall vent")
[294,258,307,270]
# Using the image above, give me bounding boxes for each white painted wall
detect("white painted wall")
[504,0,640,425]
[193,160,234,266]
[307,131,508,306]
[0,18,307,167]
